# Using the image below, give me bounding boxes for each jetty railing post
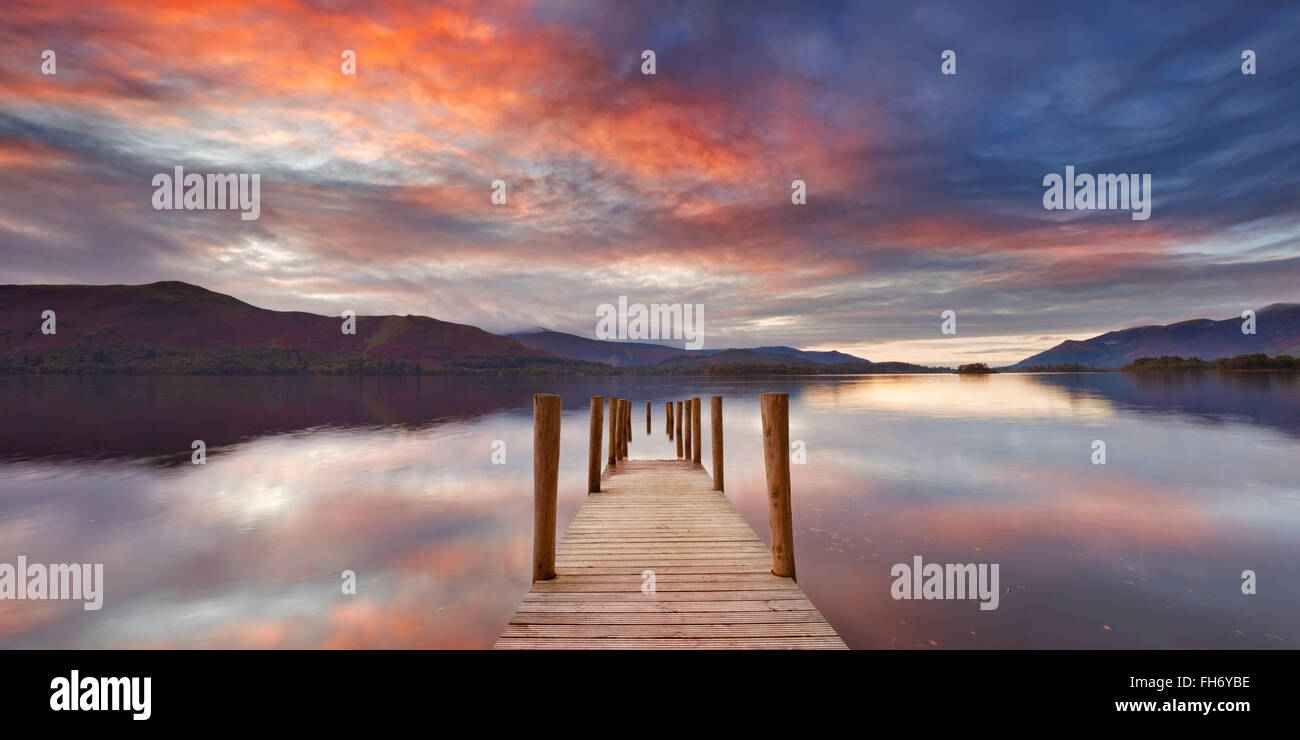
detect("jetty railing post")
[608,396,617,467]
[588,396,604,493]
[711,396,723,491]
[692,397,702,463]
[646,401,651,434]
[532,393,561,582]
[760,392,796,580]
[676,401,684,457]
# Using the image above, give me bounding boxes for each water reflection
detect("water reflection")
[1,373,1296,648]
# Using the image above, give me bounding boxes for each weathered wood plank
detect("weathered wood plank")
[500,624,841,638]
[493,638,846,649]
[509,611,831,625]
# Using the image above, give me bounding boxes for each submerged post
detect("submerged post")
[676,401,684,457]
[608,396,617,467]
[588,396,603,493]
[692,397,702,463]
[646,401,651,434]
[711,395,723,491]
[760,392,795,580]
[533,393,561,581]
[667,401,673,438]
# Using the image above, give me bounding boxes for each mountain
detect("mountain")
[0,281,929,375]
[0,281,548,366]
[1011,303,1300,369]
[506,330,693,366]
[655,348,824,369]
[506,329,871,367]
[746,346,870,364]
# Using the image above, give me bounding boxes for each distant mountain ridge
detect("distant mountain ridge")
[506,330,693,366]
[507,329,871,367]
[1012,303,1300,369]
[0,281,547,365]
[12,282,1286,376]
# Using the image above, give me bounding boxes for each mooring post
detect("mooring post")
[624,399,631,446]
[588,396,603,493]
[666,401,673,438]
[616,399,626,460]
[619,398,626,459]
[622,399,630,457]
[760,392,795,580]
[711,395,723,491]
[608,396,617,466]
[676,401,684,457]
[692,396,702,463]
[684,399,692,459]
[533,393,561,581]
[646,401,651,434]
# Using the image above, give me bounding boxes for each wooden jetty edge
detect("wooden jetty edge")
[495,393,847,649]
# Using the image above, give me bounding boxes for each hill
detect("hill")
[506,329,871,367]
[0,281,551,372]
[1011,304,1300,369]
[506,330,693,366]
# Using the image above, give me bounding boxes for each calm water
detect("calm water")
[1,373,1296,649]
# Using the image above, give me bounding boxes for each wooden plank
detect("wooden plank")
[513,599,820,613]
[495,458,846,649]
[528,581,802,593]
[509,611,831,625]
[500,624,841,638]
[493,638,846,650]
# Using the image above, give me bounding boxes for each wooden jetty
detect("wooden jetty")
[495,393,847,649]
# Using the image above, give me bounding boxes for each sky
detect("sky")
[1,0,1298,366]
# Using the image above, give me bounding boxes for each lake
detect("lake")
[1,373,1296,649]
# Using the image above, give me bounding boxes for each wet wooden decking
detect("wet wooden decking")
[494,459,846,649]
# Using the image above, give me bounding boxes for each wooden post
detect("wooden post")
[625,400,631,445]
[675,401,684,457]
[616,399,625,460]
[532,393,561,581]
[607,396,617,467]
[666,401,672,438]
[760,392,795,580]
[683,399,692,459]
[618,397,629,455]
[646,401,651,435]
[692,396,702,463]
[588,396,603,493]
[711,395,723,491]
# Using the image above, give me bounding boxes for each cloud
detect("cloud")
[1,0,1298,364]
